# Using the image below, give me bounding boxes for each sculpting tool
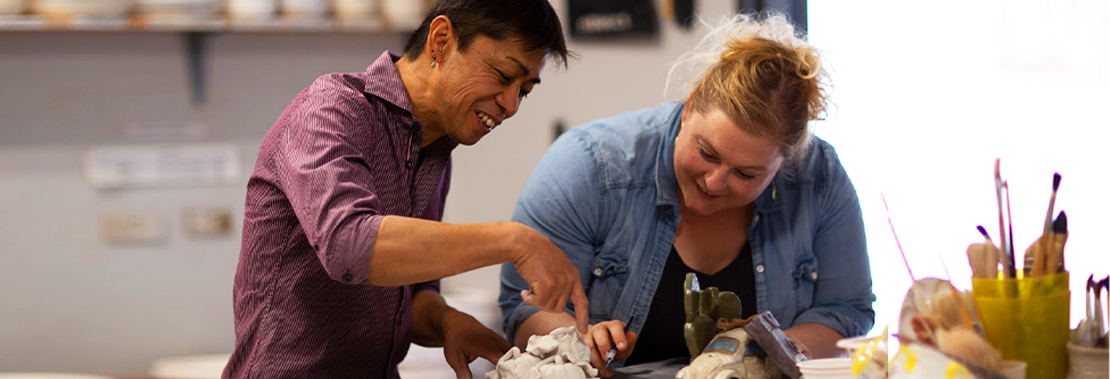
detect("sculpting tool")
[994,160,1012,278]
[602,315,636,371]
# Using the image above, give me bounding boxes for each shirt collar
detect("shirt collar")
[654,102,684,207]
[364,51,414,117]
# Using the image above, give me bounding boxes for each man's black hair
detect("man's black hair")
[403,0,570,68]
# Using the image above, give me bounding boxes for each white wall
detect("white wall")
[809,0,1110,344]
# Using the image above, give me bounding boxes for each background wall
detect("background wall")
[2,0,1108,376]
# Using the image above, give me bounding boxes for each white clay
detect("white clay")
[486,327,600,379]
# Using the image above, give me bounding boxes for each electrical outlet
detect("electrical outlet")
[182,207,234,237]
[100,213,166,244]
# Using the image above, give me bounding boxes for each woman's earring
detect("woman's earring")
[431,55,437,68]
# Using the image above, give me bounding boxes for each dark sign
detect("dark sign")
[567,0,658,39]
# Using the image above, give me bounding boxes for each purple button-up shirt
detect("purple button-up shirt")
[224,51,457,379]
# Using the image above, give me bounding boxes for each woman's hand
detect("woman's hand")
[579,319,639,377]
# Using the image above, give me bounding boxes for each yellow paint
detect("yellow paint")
[945,361,970,378]
[850,326,888,375]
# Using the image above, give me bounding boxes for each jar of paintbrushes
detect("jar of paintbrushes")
[966,162,1071,379]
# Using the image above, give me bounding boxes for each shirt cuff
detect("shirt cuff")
[414,280,441,295]
[325,213,384,284]
[506,303,542,341]
[791,307,868,338]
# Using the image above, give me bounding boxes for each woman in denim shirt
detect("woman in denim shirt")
[499,13,874,373]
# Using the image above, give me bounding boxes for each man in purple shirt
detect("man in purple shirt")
[223,1,588,378]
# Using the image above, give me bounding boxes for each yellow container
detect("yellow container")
[972,273,1070,379]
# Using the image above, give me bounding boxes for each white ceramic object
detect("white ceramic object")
[135,0,219,19]
[280,0,326,19]
[0,0,25,14]
[149,354,230,379]
[796,358,855,379]
[1066,342,1108,379]
[226,0,275,19]
[486,327,598,379]
[381,0,424,29]
[33,0,131,18]
[333,0,378,21]
[0,374,113,379]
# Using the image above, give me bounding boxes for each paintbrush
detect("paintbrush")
[968,226,998,278]
[1027,173,1062,277]
[1047,211,1068,274]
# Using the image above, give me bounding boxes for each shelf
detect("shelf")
[0,14,393,33]
[0,13,408,107]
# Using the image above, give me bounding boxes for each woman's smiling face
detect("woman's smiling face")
[673,107,785,216]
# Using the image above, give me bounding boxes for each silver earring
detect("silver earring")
[431,61,437,68]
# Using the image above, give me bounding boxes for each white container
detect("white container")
[0,0,25,14]
[227,0,275,20]
[332,0,378,21]
[149,354,230,379]
[281,0,326,19]
[382,0,424,30]
[797,357,856,379]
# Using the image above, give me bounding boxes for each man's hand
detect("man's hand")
[511,224,590,334]
[441,310,511,379]
[580,320,639,378]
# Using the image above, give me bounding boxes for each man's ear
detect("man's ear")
[425,15,456,62]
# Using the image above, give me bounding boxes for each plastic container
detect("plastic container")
[972,272,1071,379]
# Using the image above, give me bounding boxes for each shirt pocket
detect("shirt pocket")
[586,252,628,319]
[793,256,819,311]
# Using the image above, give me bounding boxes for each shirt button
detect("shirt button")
[811,272,818,280]
[755,265,765,273]
[404,161,412,169]
[342,273,353,282]
[592,268,603,276]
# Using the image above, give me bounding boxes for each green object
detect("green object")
[683,272,744,358]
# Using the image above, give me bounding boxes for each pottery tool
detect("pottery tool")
[602,315,635,371]
[882,194,914,282]
[1002,180,1017,277]
[993,160,1014,278]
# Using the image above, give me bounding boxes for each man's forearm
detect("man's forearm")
[412,290,451,347]
[368,216,522,286]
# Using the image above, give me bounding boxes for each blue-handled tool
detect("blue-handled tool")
[602,315,636,371]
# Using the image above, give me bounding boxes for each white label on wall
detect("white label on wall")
[84,143,241,188]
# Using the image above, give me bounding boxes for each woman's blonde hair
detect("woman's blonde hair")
[667,12,829,162]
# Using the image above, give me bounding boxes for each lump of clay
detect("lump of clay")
[486,327,599,379]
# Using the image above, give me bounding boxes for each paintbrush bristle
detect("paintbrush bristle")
[976,225,990,240]
[1053,173,1061,191]
[1053,211,1068,233]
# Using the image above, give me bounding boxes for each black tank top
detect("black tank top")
[624,243,757,366]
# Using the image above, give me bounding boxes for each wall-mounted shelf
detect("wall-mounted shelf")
[0,15,409,106]
[0,15,390,33]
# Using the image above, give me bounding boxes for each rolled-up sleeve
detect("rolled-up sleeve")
[794,146,875,337]
[276,89,386,284]
[501,129,603,340]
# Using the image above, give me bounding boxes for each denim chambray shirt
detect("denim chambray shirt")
[499,102,875,352]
